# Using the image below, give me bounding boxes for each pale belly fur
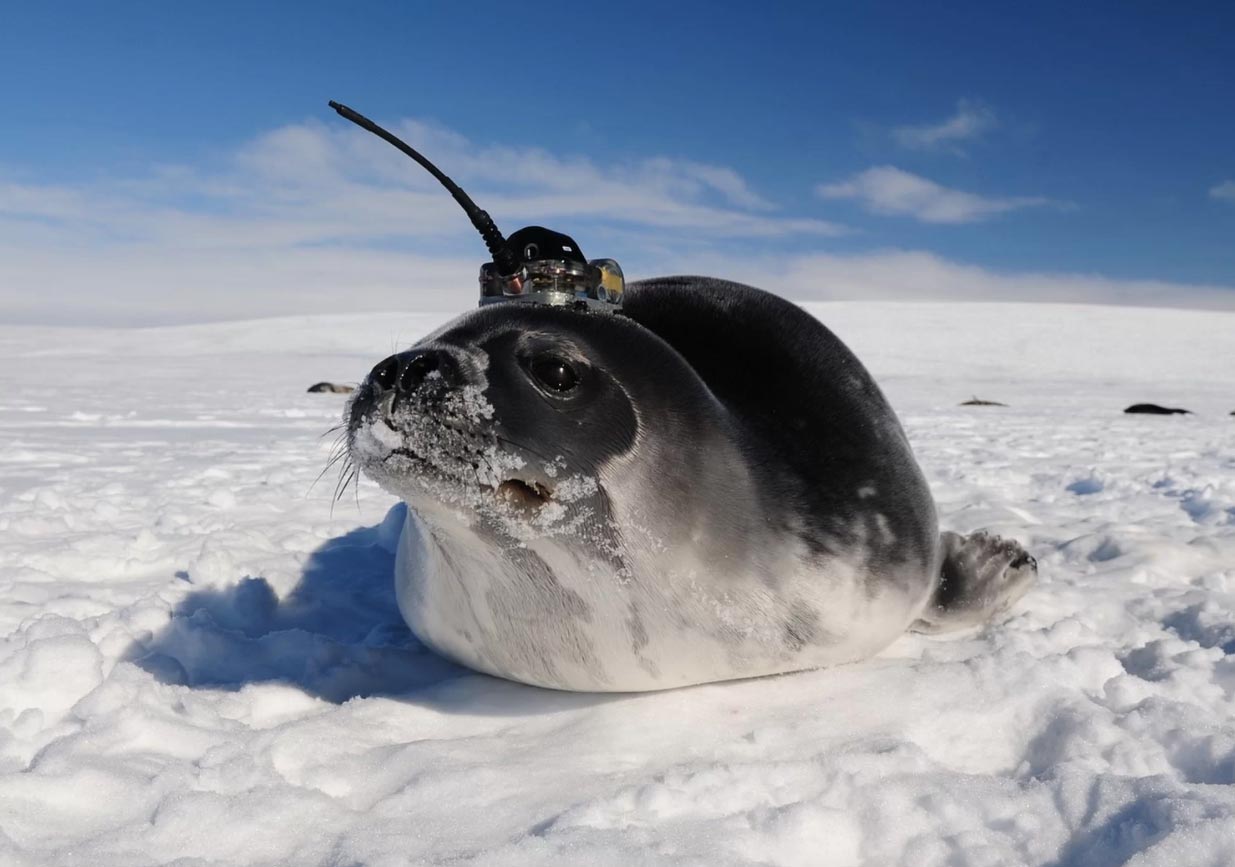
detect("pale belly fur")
[393,509,934,692]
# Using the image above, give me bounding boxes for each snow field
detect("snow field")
[1,302,1233,866]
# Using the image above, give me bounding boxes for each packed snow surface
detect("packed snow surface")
[2,301,1234,866]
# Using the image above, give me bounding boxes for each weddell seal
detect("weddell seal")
[329,101,1036,691]
[344,277,1037,691]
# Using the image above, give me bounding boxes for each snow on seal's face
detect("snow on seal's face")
[346,304,639,549]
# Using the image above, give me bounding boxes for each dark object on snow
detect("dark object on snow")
[1124,403,1190,415]
[308,382,355,394]
[961,397,1008,407]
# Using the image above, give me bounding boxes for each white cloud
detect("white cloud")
[893,100,996,153]
[1210,180,1235,202]
[817,166,1056,224]
[0,116,847,324]
[215,119,831,238]
[674,249,1235,312]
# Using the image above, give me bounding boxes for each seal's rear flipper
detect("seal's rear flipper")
[912,530,1037,634]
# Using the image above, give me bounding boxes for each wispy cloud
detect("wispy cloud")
[817,166,1058,224]
[1210,179,1235,202]
[0,116,846,324]
[893,100,996,153]
[1,120,841,247]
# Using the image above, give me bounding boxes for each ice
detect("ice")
[0,301,1234,865]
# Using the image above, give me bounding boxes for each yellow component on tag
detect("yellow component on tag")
[590,258,625,303]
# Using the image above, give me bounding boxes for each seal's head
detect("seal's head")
[346,303,672,548]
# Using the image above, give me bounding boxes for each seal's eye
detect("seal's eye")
[528,354,579,394]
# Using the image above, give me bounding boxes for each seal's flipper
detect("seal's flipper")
[912,530,1036,634]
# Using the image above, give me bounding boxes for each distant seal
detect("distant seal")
[1124,403,1190,415]
[308,382,355,394]
[345,277,1037,691]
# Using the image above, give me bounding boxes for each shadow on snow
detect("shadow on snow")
[123,503,614,715]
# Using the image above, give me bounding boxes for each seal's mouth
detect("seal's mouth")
[383,441,555,512]
[349,380,574,520]
[496,478,553,510]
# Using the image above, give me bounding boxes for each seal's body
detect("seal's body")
[347,278,1035,691]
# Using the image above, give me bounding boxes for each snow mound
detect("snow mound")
[1,301,1234,866]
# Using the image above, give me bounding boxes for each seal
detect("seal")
[308,381,355,394]
[345,277,1037,691]
[1124,403,1190,415]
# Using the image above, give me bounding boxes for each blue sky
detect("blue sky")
[2,1,1233,324]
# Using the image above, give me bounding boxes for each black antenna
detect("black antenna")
[328,101,520,275]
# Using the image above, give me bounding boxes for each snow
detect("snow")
[1,300,1234,866]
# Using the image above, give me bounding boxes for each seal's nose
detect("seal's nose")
[370,355,401,391]
[398,353,439,392]
[367,349,455,395]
